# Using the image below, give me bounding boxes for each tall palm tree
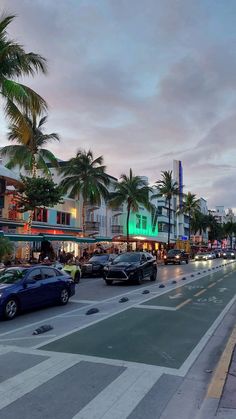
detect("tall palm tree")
[152,170,179,249]
[181,192,200,241]
[223,221,236,248]
[109,169,152,246]
[0,14,47,126]
[60,150,110,236]
[1,112,59,177]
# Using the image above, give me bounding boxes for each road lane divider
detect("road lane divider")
[207,282,216,289]
[194,289,207,297]
[176,298,192,310]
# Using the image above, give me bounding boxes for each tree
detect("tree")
[223,221,236,248]
[152,171,179,249]
[207,214,223,245]
[109,169,152,246]
[60,150,110,236]
[0,14,47,126]
[1,112,59,177]
[16,176,63,214]
[181,192,200,241]
[0,237,13,262]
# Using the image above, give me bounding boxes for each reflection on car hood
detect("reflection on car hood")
[110,262,139,269]
[0,283,13,290]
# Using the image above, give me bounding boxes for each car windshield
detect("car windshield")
[167,250,180,255]
[89,255,109,263]
[113,253,140,263]
[0,269,27,284]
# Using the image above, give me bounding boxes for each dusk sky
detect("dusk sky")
[1,0,236,209]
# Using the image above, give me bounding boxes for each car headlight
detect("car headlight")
[223,253,226,256]
[164,255,167,259]
[175,255,180,259]
[231,253,234,256]
[0,293,3,298]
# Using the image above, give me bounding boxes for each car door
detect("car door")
[41,267,60,301]
[20,268,47,309]
[145,253,155,276]
[140,254,149,277]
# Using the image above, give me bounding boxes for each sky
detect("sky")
[1,0,236,209]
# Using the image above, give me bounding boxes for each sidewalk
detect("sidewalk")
[197,326,236,419]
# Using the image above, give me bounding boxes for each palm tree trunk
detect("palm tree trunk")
[25,210,33,260]
[167,199,171,249]
[126,204,131,250]
[32,154,37,178]
[188,211,191,241]
[82,202,86,237]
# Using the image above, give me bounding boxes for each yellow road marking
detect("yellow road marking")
[194,289,207,297]
[207,326,236,399]
[176,298,192,310]
[208,282,216,289]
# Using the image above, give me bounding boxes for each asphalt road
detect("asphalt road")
[0,258,236,419]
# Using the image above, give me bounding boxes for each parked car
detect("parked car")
[0,266,75,320]
[164,249,189,265]
[222,250,235,259]
[103,252,157,285]
[81,254,116,277]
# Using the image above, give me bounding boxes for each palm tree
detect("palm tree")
[109,169,152,247]
[0,237,13,262]
[181,192,200,241]
[1,112,59,177]
[60,150,110,236]
[0,14,47,126]
[223,221,236,248]
[152,171,179,249]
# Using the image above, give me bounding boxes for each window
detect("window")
[142,216,147,230]
[57,211,71,225]
[27,269,43,281]
[42,268,57,278]
[136,214,141,228]
[33,208,48,223]
[141,254,146,263]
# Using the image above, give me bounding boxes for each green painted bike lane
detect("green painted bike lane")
[41,264,236,369]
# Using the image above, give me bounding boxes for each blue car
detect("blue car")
[0,265,75,320]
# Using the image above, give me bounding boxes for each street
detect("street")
[0,259,236,419]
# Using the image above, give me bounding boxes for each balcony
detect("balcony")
[85,221,100,231]
[111,225,123,234]
[111,206,123,213]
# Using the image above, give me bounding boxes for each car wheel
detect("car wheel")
[4,298,18,320]
[136,271,142,285]
[105,279,113,285]
[178,261,181,265]
[59,288,69,305]
[74,271,81,283]
[164,262,167,265]
[150,269,157,281]
[186,260,189,264]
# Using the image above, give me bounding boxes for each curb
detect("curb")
[196,325,236,418]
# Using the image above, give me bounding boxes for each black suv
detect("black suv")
[164,249,189,265]
[103,252,157,285]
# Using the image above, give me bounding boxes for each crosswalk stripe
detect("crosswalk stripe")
[72,368,161,419]
[0,354,79,409]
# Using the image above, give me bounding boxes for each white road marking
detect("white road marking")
[0,335,56,341]
[72,368,161,419]
[70,299,99,304]
[169,293,182,299]
[134,304,177,311]
[0,353,79,409]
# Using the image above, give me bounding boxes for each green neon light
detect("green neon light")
[128,213,158,237]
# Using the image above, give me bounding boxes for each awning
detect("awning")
[3,233,43,242]
[0,231,111,243]
[95,237,112,242]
